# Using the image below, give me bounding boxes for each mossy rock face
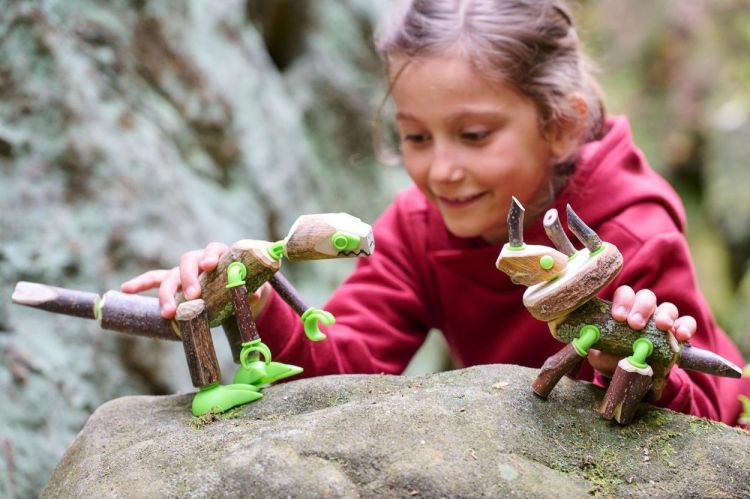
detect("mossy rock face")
[42,364,750,498]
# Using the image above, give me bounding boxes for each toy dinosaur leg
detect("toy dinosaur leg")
[226,264,303,388]
[177,299,262,417]
[221,315,243,363]
[600,338,654,425]
[533,325,600,398]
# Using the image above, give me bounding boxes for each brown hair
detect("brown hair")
[374,0,606,166]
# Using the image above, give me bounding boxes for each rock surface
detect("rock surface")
[43,364,750,498]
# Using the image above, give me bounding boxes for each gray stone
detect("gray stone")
[42,364,750,498]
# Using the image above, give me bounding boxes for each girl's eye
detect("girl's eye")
[461,130,491,142]
[402,133,430,144]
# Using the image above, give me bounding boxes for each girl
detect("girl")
[122,0,748,424]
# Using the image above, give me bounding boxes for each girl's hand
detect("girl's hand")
[588,285,697,377]
[122,242,245,319]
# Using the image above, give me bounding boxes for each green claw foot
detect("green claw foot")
[191,383,262,417]
[301,307,334,341]
[233,361,303,386]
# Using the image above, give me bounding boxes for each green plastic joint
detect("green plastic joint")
[539,255,555,270]
[300,307,334,342]
[239,339,273,369]
[94,296,104,320]
[572,325,600,357]
[627,337,654,369]
[267,240,285,261]
[506,243,526,251]
[590,243,606,257]
[226,262,247,288]
[739,395,750,425]
[331,232,360,251]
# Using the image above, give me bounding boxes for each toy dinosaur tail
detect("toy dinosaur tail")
[678,343,742,378]
[12,281,180,341]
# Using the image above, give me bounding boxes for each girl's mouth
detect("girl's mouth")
[437,192,487,208]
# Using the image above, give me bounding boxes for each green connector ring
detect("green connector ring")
[572,324,600,357]
[539,255,555,270]
[239,339,272,369]
[226,262,247,288]
[331,232,360,251]
[267,241,285,261]
[627,337,654,369]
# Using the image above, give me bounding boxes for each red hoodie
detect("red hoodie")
[256,116,749,425]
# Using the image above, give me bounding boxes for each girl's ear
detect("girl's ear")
[549,93,588,160]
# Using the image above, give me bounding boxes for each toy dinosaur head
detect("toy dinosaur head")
[496,197,623,321]
[283,213,374,261]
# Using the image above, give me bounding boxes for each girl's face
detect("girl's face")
[391,55,567,244]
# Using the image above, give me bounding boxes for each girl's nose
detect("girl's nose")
[429,146,465,184]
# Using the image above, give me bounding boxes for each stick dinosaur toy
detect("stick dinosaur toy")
[496,197,742,425]
[13,213,374,417]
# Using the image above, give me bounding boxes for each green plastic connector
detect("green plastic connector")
[506,243,526,251]
[226,262,247,288]
[572,325,600,357]
[590,243,606,257]
[627,337,654,369]
[739,395,750,425]
[239,339,272,369]
[267,240,285,261]
[539,255,555,270]
[94,296,104,320]
[300,307,334,341]
[331,232,360,251]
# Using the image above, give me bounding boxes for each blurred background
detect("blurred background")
[1,0,749,496]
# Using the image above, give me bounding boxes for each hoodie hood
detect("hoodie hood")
[554,115,686,234]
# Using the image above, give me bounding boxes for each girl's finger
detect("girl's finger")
[653,302,678,331]
[121,269,171,293]
[627,288,657,330]
[611,285,635,321]
[158,267,181,319]
[673,315,697,342]
[199,242,229,271]
[179,250,204,300]
[588,349,620,378]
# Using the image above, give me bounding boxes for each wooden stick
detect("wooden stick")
[507,196,525,247]
[176,299,221,388]
[99,291,180,341]
[532,343,584,398]
[221,316,243,363]
[600,358,653,424]
[543,209,577,256]
[679,343,743,378]
[269,273,308,316]
[566,204,602,252]
[12,282,99,319]
[228,285,260,343]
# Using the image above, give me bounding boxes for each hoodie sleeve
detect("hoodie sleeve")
[253,195,431,377]
[600,217,748,425]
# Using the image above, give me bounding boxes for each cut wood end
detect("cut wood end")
[11,281,57,305]
[176,299,206,321]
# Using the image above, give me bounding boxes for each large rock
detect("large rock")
[43,364,750,498]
